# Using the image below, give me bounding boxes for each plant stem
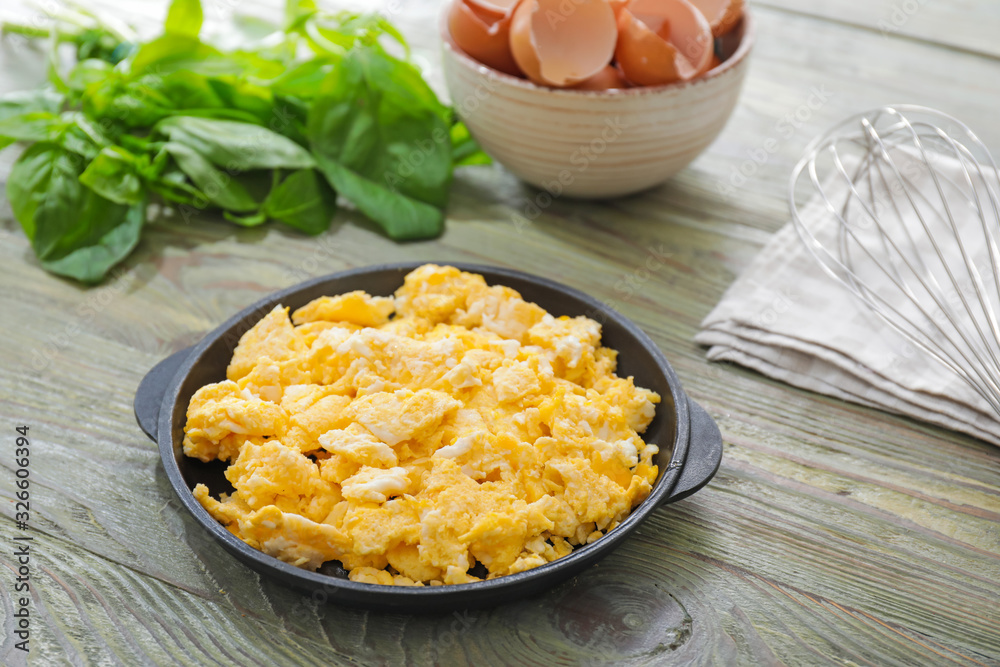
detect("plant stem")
[1,22,51,39]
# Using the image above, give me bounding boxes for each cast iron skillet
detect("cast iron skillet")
[134,262,722,612]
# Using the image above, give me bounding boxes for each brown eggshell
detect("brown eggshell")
[510,0,618,87]
[688,0,743,37]
[449,0,522,76]
[466,0,522,19]
[571,65,630,90]
[615,0,713,85]
[509,0,544,83]
[607,0,631,18]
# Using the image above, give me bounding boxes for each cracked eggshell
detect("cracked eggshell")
[466,0,522,19]
[449,0,522,76]
[615,0,713,86]
[607,0,631,17]
[688,0,744,37]
[509,0,618,87]
[571,65,630,90]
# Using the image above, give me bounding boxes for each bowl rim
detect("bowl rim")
[153,262,695,606]
[440,3,756,98]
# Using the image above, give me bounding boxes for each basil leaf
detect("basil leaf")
[128,35,229,77]
[270,60,335,99]
[83,71,267,129]
[79,146,145,205]
[58,126,105,160]
[451,121,491,167]
[41,201,145,284]
[0,112,62,142]
[263,169,337,234]
[56,112,112,159]
[7,143,144,283]
[148,166,205,206]
[285,0,318,28]
[306,47,451,239]
[3,4,489,283]
[67,59,114,93]
[314,154,442,240]
[165,0,204,39]
[356,46,448,123]
[0,89,64,120]
[164,141,258,211]
[156,116,315,170]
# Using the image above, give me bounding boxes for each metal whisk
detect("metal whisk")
[789,105,1000,416]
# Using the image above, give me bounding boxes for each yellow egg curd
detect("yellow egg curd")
[185,264,660,586]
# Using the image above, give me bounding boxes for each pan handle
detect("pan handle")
[662,398,723,504]
[133,346,194,442]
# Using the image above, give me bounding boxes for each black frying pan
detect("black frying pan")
[134,262,722,612]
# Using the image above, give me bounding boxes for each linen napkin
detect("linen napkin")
[695,147,1000,446]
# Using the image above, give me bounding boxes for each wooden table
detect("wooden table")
[1,0,998,664]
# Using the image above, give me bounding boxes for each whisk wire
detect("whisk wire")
[790,105,1000,417]
[866,117,1000,386]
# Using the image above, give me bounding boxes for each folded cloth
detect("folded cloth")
[696,148,1000,447]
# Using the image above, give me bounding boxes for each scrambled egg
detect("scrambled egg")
[185,265,660,586]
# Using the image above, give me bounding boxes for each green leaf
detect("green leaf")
[451,121,491,167]
[285,0,318,29]
[164,141,258,211]
[147,165,205,206]
[165,0,204,38]
[7,143,144,283]
[231,13,281,42]
[67,59,114,92]
[270,59,336,99]
[82,71,267,129]
[58,125,106,159]
[40,201,145,284]
[205,77,276,124]
[305,46,452,239]
[0,89,59,151]
[0,89,64,120]
[127,35,229,77]
[79,146,145,204]
[314,154,442,240]
[352,46,447,122]
[263,169,337,234]
[156,116,314,170]
[0,112,62,142]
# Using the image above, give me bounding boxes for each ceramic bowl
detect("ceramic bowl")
[441,8,755,198]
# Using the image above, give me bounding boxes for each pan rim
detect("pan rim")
[155,261,692,603]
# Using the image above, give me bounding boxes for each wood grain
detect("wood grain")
[757,0,1000,60]
[1,0,999,665]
